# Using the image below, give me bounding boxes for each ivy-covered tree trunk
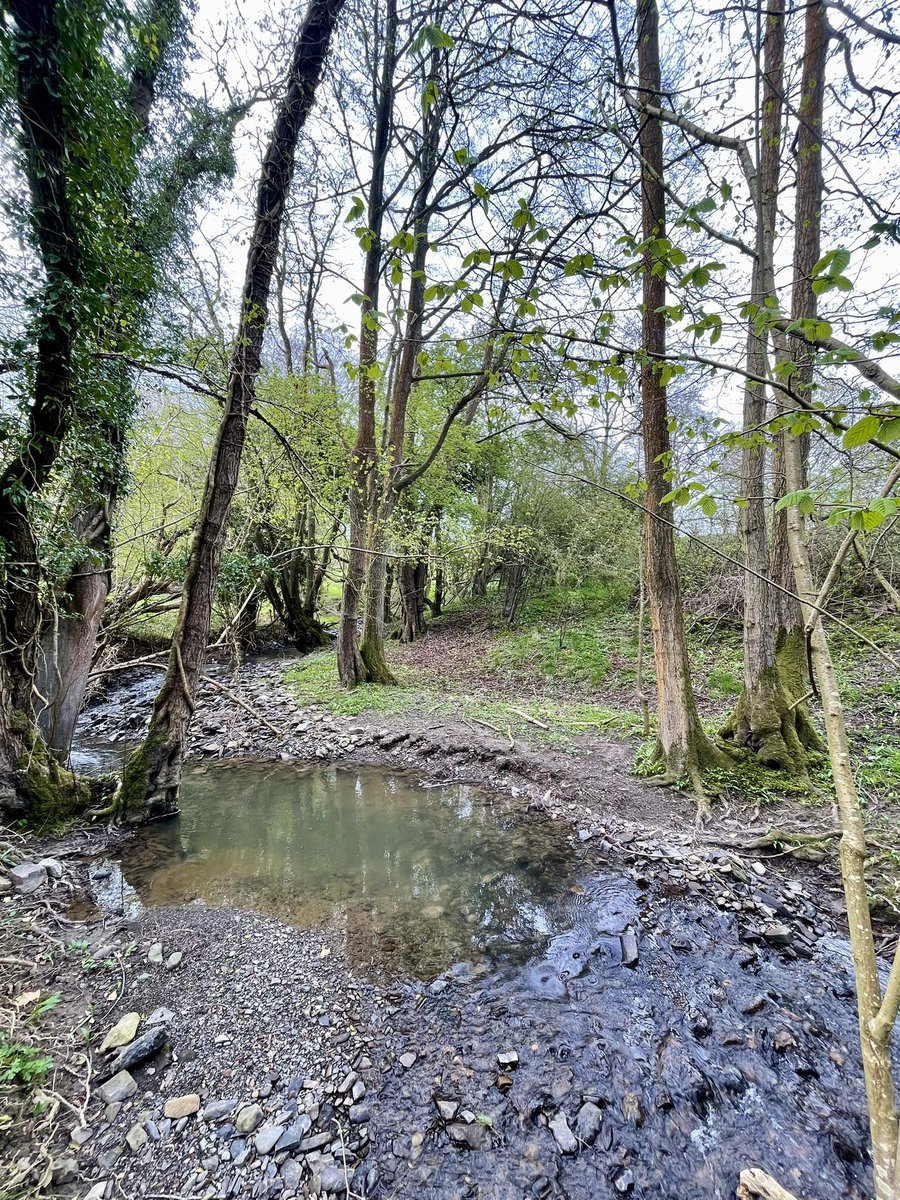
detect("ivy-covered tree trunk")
[636,0,724,803]
[121,0,345,819]
[0,0,86,815]
[722,0,810,772]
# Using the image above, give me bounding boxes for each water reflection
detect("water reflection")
[106,763,589,978]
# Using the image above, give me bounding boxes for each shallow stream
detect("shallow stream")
[74,680,881,1199]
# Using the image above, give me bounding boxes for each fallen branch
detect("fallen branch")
[200,674,289,742]
[470,717,502,735]
[737,1167,803,1200]
[509,706,549,730]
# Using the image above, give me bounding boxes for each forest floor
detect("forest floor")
[2,594,898,1200]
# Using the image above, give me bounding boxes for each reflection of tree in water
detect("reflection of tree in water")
[114,763,585,978]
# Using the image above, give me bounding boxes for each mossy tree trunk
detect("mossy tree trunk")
[121,0,345,819]
[636,0,726,805]
[0,0,86,811]
[723,0,810,773]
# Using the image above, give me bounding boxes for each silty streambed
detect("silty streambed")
[73,733,881,1197]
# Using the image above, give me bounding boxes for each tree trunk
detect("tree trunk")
[768,0,825,753]
[37,503,113,756]
[723,0,811,772]
[359,524,396,683]
[121,0,345,819]
[336,0,395,684]
[0,0,85,812]
[637,0,724,801]
[399,559,428,642]
[779,6,899,1191]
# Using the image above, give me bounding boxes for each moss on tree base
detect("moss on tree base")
[721,665,816,777]
[13,728,114,827]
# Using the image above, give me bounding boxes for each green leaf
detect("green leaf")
[774,489,815,517]
[842,414,881,449]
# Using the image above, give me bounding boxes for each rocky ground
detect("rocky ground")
[0,654,891,1200]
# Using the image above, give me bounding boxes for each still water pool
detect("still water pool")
[95,761,590,978]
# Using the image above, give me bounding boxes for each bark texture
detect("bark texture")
[0,0,85,810]
[121,0,345,818]
[723,0,811,771]
[636,0,724,800]
[780,5,900,1193]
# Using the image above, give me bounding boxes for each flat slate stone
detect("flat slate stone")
[254,1126,281,1156]
[201,1098,238,1123]
[274,1116,312,1152]
[163,1094,200,1119]
[98,1071,136,1104]
[11,862,47,895]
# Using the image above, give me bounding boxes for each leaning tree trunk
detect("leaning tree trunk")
[121,0,345,820]
[779,4,899,1191]
[722,0,811,772]
[636,0,724,802]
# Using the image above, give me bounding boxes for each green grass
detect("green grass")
[284,652,644,745]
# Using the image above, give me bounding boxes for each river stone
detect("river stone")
[549,1111,577,1154]
[102,1026,166,1078]
[50,1156,79,1184]
[620,930,639,967]
[98,1146,123,1171]
[348,1103,370,1124]
[434,1097,459,1121]
[126,1122,148,1152]
[165,951,183,971]
[497,1050,519,1069]
[11,862,47,895]
[201,1098,238,1123]
[236,1103,264,1134]
[100,1012,140,1053]
[319,1165,348,1193]
[398,1051,417,1070]
[164,1094,200,1119]
[275,1116,312,1151]
[38,857,63,879]
[98,1071,137,1103]
[147,943,164,965]
[575,1102,603,1145]
[447,1122,488,1150]
[145,1006,175,1026]
[254,1125,281,1155]
[280,1160,302,1190]
[763,923,793,946]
